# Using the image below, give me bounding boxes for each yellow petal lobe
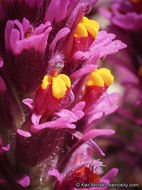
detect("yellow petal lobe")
[87,68,114,87]
[97,68,111,74]
[52,77,67,99]
[74,16,99,38]
[74,23,88,38]
[57,74,71,88]
[84,20,99,38]
[41,75,52,90]
[41,73,71,99]
[87,72,104,87]
[97,68,114,86]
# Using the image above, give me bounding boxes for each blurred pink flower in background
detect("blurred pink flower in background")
[0,0,129,189]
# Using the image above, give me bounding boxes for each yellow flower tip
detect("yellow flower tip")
[138,65,142,77]
[41,75,52,90]
[97,68,111,74]
[87,72,104,87]
[57,74,71,88]
[87,68,114,87]
[74,16,99,38]
[82,16,89,23]
[52,77,67,99]
[74,23,88,38]
[97,68,114,86]
[84,19,99,38]
[41,73,71,99]
[52,74,71,99]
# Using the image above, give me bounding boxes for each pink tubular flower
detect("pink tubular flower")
[34,72,71,117]
[62,21,126,76]
[14,66,119,167]
[0,0,48,55]
[2,18,52,94]
[99,0,142,30]
[110,49,142,125]
[15,90,117,169]
[15,101,85,166]
[5,18,51,54]
[48,144,118,190]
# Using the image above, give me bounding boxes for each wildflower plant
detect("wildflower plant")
[0,0,126,189]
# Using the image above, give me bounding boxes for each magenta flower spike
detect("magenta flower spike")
[0,0,127,189]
